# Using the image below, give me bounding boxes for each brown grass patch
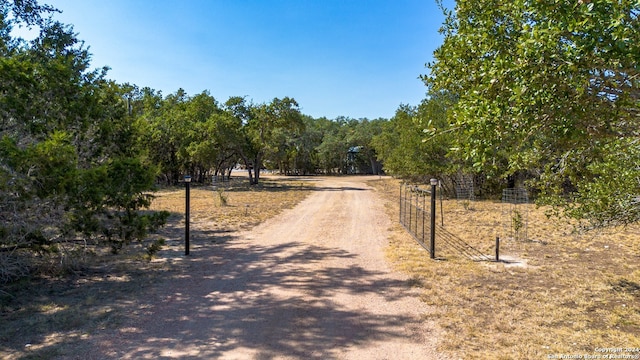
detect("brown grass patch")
[369,178,640,359]
[149,177,312,232]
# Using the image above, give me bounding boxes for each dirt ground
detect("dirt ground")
[72,176,441,359]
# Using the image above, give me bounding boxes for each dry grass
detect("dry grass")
[3,175,638,359]
[149,177,312,232]
[0,175,313,360]
[369,178,640,359]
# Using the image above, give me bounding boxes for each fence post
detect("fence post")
[405,185,409,227]
[409,187,412,234]
[415,188,419,237]
[430,178,437,259]
[439,180,444,227]
[422,193,427,244]
[399,184,402,224]
[496,236,500,262]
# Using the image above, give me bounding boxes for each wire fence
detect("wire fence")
[399,183,432,254]
[399,182,494,262]
[436,225,493,261]
[502,188,529,241]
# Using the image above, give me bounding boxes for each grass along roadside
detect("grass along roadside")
[149,177,313,232]
[369,178,640,359]
[0,176,313,360]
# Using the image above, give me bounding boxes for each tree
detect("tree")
[281,115,324,175]
[225,96,304,185]
[181,91,225,182]
[188,109,243,182]
[372,93,454,181]
[426,0,640,227]
[0,1,166,280]
[345,118,384,175]
[315,117,348,174]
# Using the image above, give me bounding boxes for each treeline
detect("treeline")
[130,88,386,186]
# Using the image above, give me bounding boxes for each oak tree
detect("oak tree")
[426,0,640,227]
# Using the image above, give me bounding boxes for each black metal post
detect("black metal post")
[496,236,500,262]
[430,179,437,259]
[185,176,191,256]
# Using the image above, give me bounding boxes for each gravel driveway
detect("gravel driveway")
[84,176,440,359]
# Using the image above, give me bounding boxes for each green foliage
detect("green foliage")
[136,88,388,185]
[426,0,640,226]
[512,209,523,240]
[136,89,245,184]
[539,138,640,228]
[247,97,305,183]
[273,115,323,175]
[310,116,384,175]
[221,96,304,184]
[0,1,167,279]
[145,238,166,260]
[372,93,455,181]
[314,117,350,174]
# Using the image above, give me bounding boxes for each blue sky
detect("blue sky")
[36,0,450,119]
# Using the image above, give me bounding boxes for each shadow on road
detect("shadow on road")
[90,227,419,359]
[1,177,414,359]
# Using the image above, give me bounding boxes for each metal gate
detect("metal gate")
[400,181,495,262]
[399,180,437,258]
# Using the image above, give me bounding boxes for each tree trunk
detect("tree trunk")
[253,153,262,185]
[248,167,254,185]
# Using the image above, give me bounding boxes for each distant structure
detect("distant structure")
[346,146,383,175]
[346,146,363,174]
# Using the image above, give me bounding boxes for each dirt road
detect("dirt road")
[86,176,440,359]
